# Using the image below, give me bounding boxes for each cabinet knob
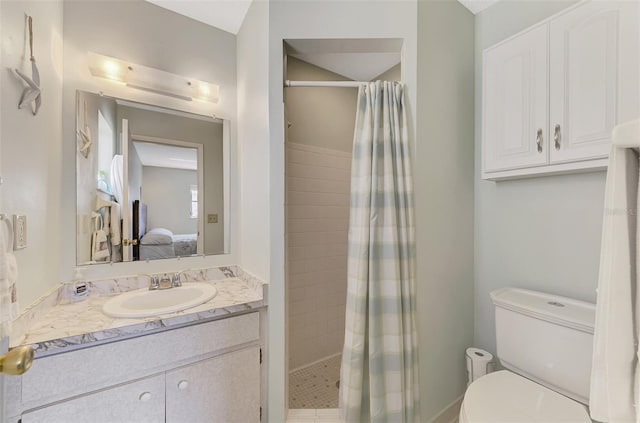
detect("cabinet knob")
[139,392,152,402]
[178,380,189,390]
[536,128,543,153]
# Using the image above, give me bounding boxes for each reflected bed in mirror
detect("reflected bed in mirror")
[76,90,229,265]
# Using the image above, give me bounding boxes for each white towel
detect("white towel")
[110,155,124,205]
[111,201,121,246]
[590,119,640,423]
[0,216,17,338]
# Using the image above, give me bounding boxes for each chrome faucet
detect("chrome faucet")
[148,271,188,290]
[148,273,173,290]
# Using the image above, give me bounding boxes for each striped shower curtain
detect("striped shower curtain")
[340,81,420,422]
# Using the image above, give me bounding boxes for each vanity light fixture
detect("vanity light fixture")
[87,52,219,103]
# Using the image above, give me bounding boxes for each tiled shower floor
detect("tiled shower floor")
[289,354,341,409]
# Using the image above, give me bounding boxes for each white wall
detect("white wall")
[236,0,273,416]
[267,2,418,421]
[142,166,197,234]
[0,0,64,310]
[473,0,603,355]
[62,0,237,282]
[417,0,475,419]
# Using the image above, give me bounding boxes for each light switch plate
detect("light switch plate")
[207,214,218,224]
[13,215,26,250]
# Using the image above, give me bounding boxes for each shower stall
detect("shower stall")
[284,40,402,410]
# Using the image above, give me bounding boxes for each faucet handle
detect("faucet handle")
[149,275,160,290]
[172,273,182,287]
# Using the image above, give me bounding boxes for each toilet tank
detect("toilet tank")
[491,288,595,405]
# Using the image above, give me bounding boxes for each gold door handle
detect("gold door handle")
[123,239,138,247]
[0,345,34,375]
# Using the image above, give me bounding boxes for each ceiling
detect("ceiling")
[145,0,499,37]
[286,38,403,82]
[457,0,499,14]
[146,0,252,34]
[144,0,496,80]
[133,142,198,171]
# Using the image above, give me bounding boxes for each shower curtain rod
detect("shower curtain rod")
[284,80,367,88]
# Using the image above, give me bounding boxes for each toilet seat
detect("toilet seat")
[460,371,591,423]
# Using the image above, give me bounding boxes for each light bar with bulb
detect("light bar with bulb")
[87,52,219,103]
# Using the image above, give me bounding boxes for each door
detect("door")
[121,119,131,261]
[166,347,261,423]
[21,374,164,423]
[549,1,638,163]
[483,24,549,173]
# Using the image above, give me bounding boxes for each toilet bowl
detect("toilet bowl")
[460,371,590,423]
[461,288,595,423]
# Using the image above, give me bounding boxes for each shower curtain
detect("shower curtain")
[340,81,420,423]
[590,119,640,423]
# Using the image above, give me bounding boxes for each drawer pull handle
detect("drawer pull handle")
[178,380,189,390]
[554,124,561,150]
[536,128,543,153]
[139,392,152,402]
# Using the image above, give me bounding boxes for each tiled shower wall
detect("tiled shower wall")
[286,142,350,370]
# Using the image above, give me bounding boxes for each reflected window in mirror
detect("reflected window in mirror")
[76,90,229,266]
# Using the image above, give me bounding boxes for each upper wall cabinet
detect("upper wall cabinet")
[482,1,639,181]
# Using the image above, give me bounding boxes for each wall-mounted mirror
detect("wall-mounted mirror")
[76,90,228,265]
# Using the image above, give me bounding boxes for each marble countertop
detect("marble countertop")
[11,266,267,357]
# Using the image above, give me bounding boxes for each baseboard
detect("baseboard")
[428,395,463,423]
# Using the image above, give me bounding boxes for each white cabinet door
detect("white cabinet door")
[483,24,549,173]
[166,347,261,423]
[21,374,165,423]
[549,1,639,163]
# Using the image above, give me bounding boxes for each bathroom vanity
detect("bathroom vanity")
[4,267,267,423]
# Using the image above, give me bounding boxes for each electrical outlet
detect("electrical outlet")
[13,215,27,250]
[207,214,218,224]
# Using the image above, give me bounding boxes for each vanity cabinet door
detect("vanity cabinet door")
[166,346,261,423]
[20,374,165,423]
[482,24,549,174]
[549,0,639,164]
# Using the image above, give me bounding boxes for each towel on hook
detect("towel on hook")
[91,212,110,262]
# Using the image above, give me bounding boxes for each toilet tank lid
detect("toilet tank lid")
[490,288,595,334]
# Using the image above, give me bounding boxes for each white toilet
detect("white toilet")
[460,288,595,423]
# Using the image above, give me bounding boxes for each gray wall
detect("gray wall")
[142,166,198,234]
[416,0,475,419]
[473,0,603,355]
[285,58,354,370]
[285,57,357,153]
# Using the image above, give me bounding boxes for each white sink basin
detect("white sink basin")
[102,283,218,318]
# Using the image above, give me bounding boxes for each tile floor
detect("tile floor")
[289,354,341,409]
[287,408,341,423]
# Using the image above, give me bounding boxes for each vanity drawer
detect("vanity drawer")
[19,312,259,409]
[21,374,165,423]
